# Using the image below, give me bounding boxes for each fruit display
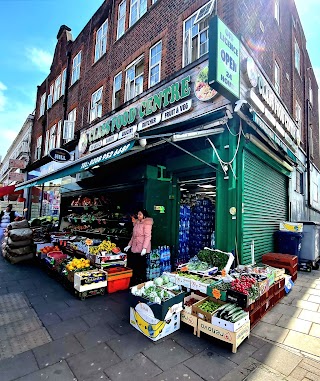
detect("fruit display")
[231,276,259,300]
[214,303,248,323]
[40,245,60,254]
[89,240,116,254]
[65,257,91,272]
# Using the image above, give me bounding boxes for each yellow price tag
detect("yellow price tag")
[85,239,93,246]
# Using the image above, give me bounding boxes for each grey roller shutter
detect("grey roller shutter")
[242,150,288,264]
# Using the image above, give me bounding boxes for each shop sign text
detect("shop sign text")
[79,76,191,156]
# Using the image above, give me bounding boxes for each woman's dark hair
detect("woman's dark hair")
[138,209,149,218]
[7,204,13,211]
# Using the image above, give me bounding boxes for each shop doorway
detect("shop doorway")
[177,175,216,265]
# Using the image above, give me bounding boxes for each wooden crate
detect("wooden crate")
[197,320,250,353]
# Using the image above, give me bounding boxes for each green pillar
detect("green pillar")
[214,118,241,255]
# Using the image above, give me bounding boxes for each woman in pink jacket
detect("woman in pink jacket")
[124,209,153,285]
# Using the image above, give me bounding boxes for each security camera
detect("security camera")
[139,139,147,148]
[234,99,248,113]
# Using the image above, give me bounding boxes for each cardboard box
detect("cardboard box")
[162,272,177,284]
[211,311,249,332]
[191,297,225,322]
[206,281,230,301]
[280,222,303,232]
[184,293,206,314]
[180,310,198,335]
[190,278,210,294]
[197,320,250,353]
[74,269,108,292]
[130,307,180,341]
[130,282,185,321]
[175,273,191,288]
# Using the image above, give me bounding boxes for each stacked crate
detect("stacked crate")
[262,253,298,282]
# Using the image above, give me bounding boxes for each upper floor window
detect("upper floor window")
[39,93,46,117]
[125,55,144,101]
[183,4,210,67]
[95,20,108,62]
[47,84,54,109]
[274,0,280,24]
[35,136,42,160]
[309,127,314,158]
[61,69,67,96]
[309,77,313,105]
[49,124,57,151]
[71,51,82,85]
[117,1,127,40]
[56,120,62,148]
[152,0,158,4]
[64,108,76,142]
[295,100,302,131]
[296,170,303,194]
[294,39,300,75]
[44,129,50,156]
[113,72,122,109]
[149,41,162,87]
[90,87,103,122]
[53,75,61,103]
[129,0,147,27]
[274,61,280,93]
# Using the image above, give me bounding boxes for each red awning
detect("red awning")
[0,185,21,197]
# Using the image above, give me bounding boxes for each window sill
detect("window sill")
[92,52,107,67]
[69,79,80,90]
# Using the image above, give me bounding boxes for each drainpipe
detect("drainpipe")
[306,98,311,213]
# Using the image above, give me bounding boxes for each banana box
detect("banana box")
[279,222,303,232]
[130,306,180,341]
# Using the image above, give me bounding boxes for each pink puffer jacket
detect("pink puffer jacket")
[128,217,153,253]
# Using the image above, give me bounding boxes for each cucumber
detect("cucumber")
[229,310,245,322]
[225,307,243,319]
[232,312,248,323]
[215,303,232,318]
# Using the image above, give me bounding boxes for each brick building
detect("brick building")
[18,0,319,264]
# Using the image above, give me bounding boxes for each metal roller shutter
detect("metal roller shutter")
[242,150,288,264]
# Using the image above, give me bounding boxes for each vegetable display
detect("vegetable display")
[215,303,248,323]
[198,300,222,313]
[231,276,259,300]
[197,249,229,270]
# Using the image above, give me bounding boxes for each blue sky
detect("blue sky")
[0,0,319,159]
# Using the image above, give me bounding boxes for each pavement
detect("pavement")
[0,255,319,381]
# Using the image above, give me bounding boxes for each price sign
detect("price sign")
[85,239,93,246]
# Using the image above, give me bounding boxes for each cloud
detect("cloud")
[0,81,8,112]
[25,47,53,74]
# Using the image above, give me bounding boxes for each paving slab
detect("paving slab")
[290,299,319,311]
[75,323,120,348]
[276,315,312,334]
[0,327,51,360]
[251,321,289,343]
[245,335,266,349]
[81,311,106,327]
[32,300,69,315]
[15,360,76,381]
[0,307,38,326]
[67,343,121,381]
[219,357,261,381]
[309,323,320,338]
[108,317,135,335]
[283,330,320,357]
[0,349,39,381]
[105,352,162,381]
[32,334,84,368]
[183,348,236,380]
[289,366,308,381]
[260,310,283,324]
[56,305,92,321]
[172,328,210,355]
[299,309,320,324]
[271,303,302,318]
[38,311,62,327]
[143,338,192,371]
[108,330,155,360]
[308,294,320,304]
[250,342,302,376]
[46,316,89,339]
[0,292,29,312]
[244,365,287,380]
[151,363,204,381]
[0,315,42,340]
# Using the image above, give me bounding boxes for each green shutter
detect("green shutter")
[241,150,288,264]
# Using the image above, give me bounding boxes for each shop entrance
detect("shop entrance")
[177,174,216,265]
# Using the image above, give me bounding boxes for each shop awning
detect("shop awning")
[15,140,135,191]
[0,185,21,197]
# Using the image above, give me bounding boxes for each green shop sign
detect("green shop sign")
[208,16,240,101]
[79,76,191,156]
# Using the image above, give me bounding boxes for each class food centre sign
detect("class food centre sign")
[78,76,192,157]
[209,16,240,101]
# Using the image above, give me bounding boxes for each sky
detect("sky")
[0,0,319,160]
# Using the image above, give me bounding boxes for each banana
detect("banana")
[132,309,166,338]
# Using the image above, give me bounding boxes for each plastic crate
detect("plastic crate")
[249,305,261,328]
[274,231,303,256]
[107,277,131,293]
[291,272,298,282]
